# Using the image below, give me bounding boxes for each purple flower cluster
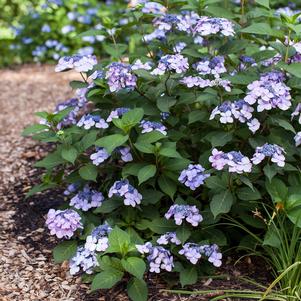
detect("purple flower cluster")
[46,209,83,239]
[69,246,98,275]
[181,76,231,92]
[132,59,152,71]
[77,114,109,130]
[165,204,203,227]
[84,223,112,252]
[291,104,301,124]
[195,56,226,78]
[69,186,104,211]
[244,72,292,112]
[209,149,252,174]
[140,120,167,135]
[108,180,142,207]
[105,62,137,92]
[106,107,130,122]
[178,164,210,190]
[252,144,285,167]
[141,2,167,15]
[179,243,222,267]
[136,242,174,273]
[55,55,97,73]
[151,54,189,75]
[157,232,181,245]
[64,183,80,196]
[193,17,235,37]
[90,147,110,166]
[210,100,260,133]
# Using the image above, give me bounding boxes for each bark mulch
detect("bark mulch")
[0,65,271,301]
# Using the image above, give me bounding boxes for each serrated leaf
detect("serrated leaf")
[158,175,177,199]
[61,146,78,164]
[121,257,146,279]
[53,240,77,263]
[95,134,129,153]
[210,190,234,218]
[79,164,98,181]
[91,270,124,290]
[22,124,49,136]
[237,187,261,201]
[179,267,198,287]
[127,278,148,301]
[138,165,156,185]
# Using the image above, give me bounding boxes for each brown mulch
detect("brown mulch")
[0,65,271,301]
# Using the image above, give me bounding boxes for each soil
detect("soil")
[0,65,272,301]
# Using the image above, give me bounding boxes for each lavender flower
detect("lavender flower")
[195,56,226,78]
[131,59,152,70]
[69,247,98,275]
[141,2,167,15]
[244,72,292,112]
[210,100,259,133]
[252,144,285,167]
[106,107,130,122]
[179,243,222,267]
[291,104,301,124]
[118,147,133,162]
[90,148,110,166]
[46,209,83,239]
[179,164,210,190]
[106,62,137,92]
[173,42,187,53]
[69,186,104,211]
[209,149,252,173]
[108,180,142,207]
[64,183,80,196]
[193,17,235,37]
[165,204,203,227]
[181,76,212,88]
[157,232,181,245]
[136,242,174,273]
[55,55,97,72]
[144,29,166,42]
[151,54,189,75]
[77,114,109,130]
[140,120,167,135]
[84,223,112,252]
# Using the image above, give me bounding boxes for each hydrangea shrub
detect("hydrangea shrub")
[24,0,301,300]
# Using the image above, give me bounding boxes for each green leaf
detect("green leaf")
[121,257,146,279]
[103,43,128,58]
[35,151,65,169]
[255,0,269,9]
[157,96,177,112]
[79,164,98,181]
[134,142,155,154]
[91,270,124,290]
[240,23,282,38]
[136,131,166,144]
[61,146,78,164]
[206,131,233,147]
[138,165,156,185]
[159,147,182,158]
[237,187,261,201]
[176,224,191,243]
[188,111,207,124]
[210,190,234,218]
[69,80,87,89]
[22,124,49,136]
[205,6,235,19]
[158,175,177,199]
[266,178,288,203]
[147,218,177,234]
[107,227,131,254]
[141,189,164,205]
[25,183,57,198]
[263,226,281,248]
[205,176,227,191]
[122,163,148,177]
[94,200,121,213]
[122,108,144,131]
[278,63,301,79]
[53,241,77,263]
[263,164,278,182]
[269,117,296,133]
[179,267,198,287]
[127,278,148,301]
[95,134,129,153]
